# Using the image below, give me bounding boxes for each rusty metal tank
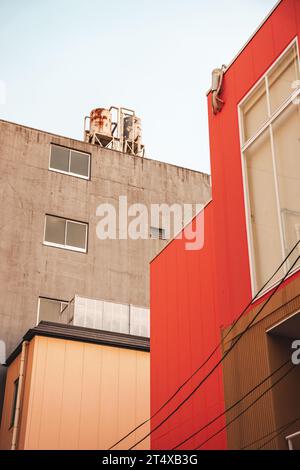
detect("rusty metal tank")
[90,108,112,137]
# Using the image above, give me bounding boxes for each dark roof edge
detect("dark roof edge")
[6,321,150,366]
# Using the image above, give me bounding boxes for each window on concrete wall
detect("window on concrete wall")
[239,40,300,294]
[49,144,90,179]
[37,297,69,324]
[44,215,88,252]
[150,226,167,240]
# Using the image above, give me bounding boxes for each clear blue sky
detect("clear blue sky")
[0,0,278,174]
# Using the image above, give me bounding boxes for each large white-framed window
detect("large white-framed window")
[43,214,88,253]
[49,144,90,180]
[239,38,300,295]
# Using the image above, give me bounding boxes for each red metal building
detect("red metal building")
[150,0,300,450]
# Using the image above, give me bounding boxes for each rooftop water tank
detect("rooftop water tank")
[90,108,112,137]
[123,115,142,142]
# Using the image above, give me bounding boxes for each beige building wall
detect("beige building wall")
[0,335,150,450]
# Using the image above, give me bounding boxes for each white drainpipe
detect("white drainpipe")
[11,340,28,450]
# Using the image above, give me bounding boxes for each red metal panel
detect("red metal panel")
[151,0,300,450]
[251,19,275,82]
[271,0,297,56]
[151,207,227,450]
[296,0,300,31]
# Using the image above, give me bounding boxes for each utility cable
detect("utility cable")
[257,418,299,450]
[241,415,300,450]
[172,359,290,449]
[193,364,295,450]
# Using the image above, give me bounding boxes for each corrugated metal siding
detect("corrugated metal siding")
[22,336,150,450]
[222,278,300,449]
[151,206,227,450]
[222,320,277,450]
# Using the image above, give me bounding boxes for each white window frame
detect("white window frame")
[238,37,300,298]
[43,215,88,253]
[37,297,69,325]
[49,144,91,180]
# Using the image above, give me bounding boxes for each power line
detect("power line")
[241,416,300,450]
[193,365,295,450]
[108,239,300,450]
[128,254,300,450]
[129,254,300,449]
[172,359,290,449]
[151,295,299,444]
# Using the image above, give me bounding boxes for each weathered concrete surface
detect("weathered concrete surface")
[0,119,211,355]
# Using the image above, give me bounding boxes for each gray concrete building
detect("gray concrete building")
[0,118,211,357]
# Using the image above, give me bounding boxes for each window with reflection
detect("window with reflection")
[240,41,300,293]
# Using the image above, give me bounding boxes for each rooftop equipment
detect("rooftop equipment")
[84,106,145,157]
